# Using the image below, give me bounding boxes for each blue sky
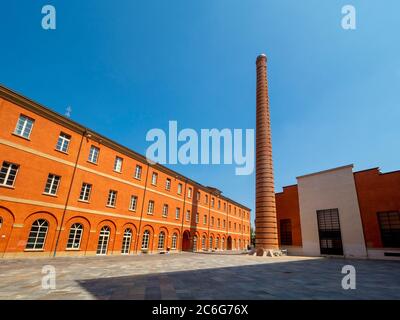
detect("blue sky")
[1,1,399,224]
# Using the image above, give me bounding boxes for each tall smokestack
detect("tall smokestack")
[255,54,279,253]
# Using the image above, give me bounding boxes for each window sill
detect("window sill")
[65,248,80,251]
[42,192,58,198]
[0,184,15,190]
[87,160,98,166]
[133,177,142,181]
[113,170,122,174]
[128,209,137,213]
[147,213,153,215]
[55,148,69,155]
[78,200,90,204]
[12,133,31,141]
[24,249,44,252]
[106,205,116,209]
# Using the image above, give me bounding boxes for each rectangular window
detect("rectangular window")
[186,210,190,221]
[0,162,19,187]
[234,223,236,231]
[114,156,123,172]
[211,198,214,207]
[218,200,221,209]
[56,133,71,153]
[218,218,220,227]
[177,183,182,195]
[79,183,92,201]
[205,194,208,204]
[44,174,61,195]
[107,190,117,207]
[14,115,34,139]
[229,205,231,213]
[151,172,158,185]
[197,191,200,201]
[224,203,226,211]
[223,220,226,228]
[147,200,154,215]
[165,178,171,191]
[175,207,180,220]
[134,165,142,179]
[280,219,293,245]
[162,204,168,217]
[211,217,214,226]
[229,221,231,229]
[378,212,400,248]
[317,208,343,255]
[88,145,100,163]
[187,187,192,199]
[196,213,199,224]
[203,215,207,225]
[129,195,138,211]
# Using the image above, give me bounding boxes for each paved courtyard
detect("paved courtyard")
[0,252,399,300]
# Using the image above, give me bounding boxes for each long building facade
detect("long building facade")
[0,85,251,259]
[276,164,400,260]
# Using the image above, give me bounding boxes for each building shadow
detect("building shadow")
[76,256,400,300]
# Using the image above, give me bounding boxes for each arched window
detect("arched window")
[202,236,206,250]
[142,230,150,249]
[96,226,110,255]
[66,223,83,250]
[158,231,165,250]
[221,238,225,250]
[193,235,197,251]
[171,233,178,250]
[121,228,132,254]
[215,237,219,250]
[209,237,213,250]
[26,219,48,250]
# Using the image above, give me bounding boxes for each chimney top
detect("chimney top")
[256,54,267,63]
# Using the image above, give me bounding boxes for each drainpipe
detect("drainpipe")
[135,163,150,254]
[179,178,188,251]
[53,130,86,257]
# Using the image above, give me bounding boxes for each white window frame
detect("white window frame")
[147,200,154,215]
[114,156,123,172]
[66,223,83,250]
[88,145,100,163]
[186,210,190,221]
[158,232,165,250]
[121,228,132,255]
[43,174,61,196]
[14,115,34,139]
[151,172,158,185]
[96,226,110,255]
[0,161,19,187]
[162,204,168,217]
[107,190,117,207]
[177,183,182,195]
[171,233,178,250]
[129,195,138,211]
[25,219,48,250]
[175,207,180,220]
[134,165,142,180]
[142,230,150,249]
[187,188,192,198]
[165,178,171,191]
[79,183,92,202]
[56,132,71,153]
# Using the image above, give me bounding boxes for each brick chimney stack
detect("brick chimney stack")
[255,54,279,252]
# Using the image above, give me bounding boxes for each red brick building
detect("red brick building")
[0,85,251,258]
[275,165,400,260]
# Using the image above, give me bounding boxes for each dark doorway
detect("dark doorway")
[227,236,232,250]
[182,231,191,251]
[317,209,343,255]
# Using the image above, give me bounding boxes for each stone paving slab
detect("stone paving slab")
[0,253,399,300]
